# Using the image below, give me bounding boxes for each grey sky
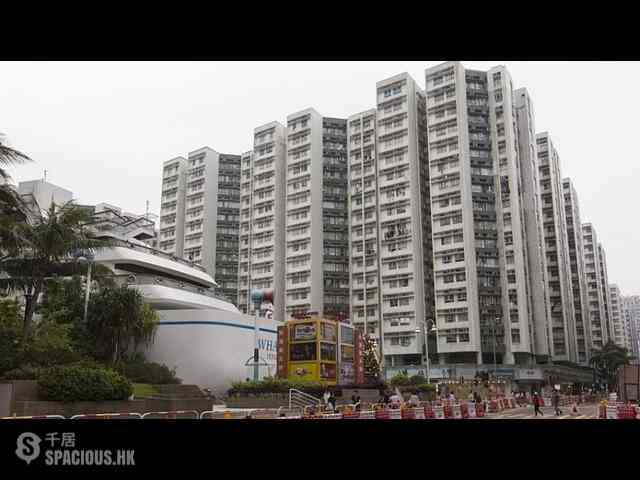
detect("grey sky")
[1,61,638,294]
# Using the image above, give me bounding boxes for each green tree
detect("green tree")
[87,285,159,364]
[590,341,634,391]
[0,298,22,375]
[0,201,111,336]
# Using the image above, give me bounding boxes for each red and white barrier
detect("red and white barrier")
[142,410,199,419]
[1,415,66,420]
[70,412,142,419]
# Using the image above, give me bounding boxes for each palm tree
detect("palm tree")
[590,341,635,392]
[0,201,113,336]
[0,135,32,254]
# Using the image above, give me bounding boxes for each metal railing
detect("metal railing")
[288,389,322,410]
[106,239,207,273]
[114,273,232,304]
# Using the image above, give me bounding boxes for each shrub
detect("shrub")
[38,365,133,402]
[114,354,181,385]
[0,298,22,375]
[227,377,328,397]
[389,372,411,386]
[0,365,42,381]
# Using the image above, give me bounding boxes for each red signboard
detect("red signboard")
[276,325,288,378]
[354,330,365,385]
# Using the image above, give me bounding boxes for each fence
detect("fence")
[141,410,199,419]
[70,413,142,419]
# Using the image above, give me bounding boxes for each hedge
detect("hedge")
[38,365,133,402]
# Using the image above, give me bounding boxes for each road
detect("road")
[483,404,600,419]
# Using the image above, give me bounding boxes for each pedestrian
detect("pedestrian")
[533,391,543,417]
[448,391,456,403]
[354,395,361,411]
[552,389,562,416]
[328,392,337,413]
[351,394,357,405]
[409,393,420,407]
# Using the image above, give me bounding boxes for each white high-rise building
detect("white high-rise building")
[18,179,73,217]
[562,178,592,364]
[582,223,608,350]
[621,295,640,361]
[238,113,349,323]
[598,243,613,343]
[609,284,626,348]
[238,122,287,322]
[348,72,433,370]
[424,62,547,367]
[158,147,241,304]
[536,133,577,362]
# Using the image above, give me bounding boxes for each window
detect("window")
[443,255,452,264]
[444,275,454,284]
[458,292,467,302]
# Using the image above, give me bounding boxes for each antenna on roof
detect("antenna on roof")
[146,200,149,219]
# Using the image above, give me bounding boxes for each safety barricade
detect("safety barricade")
[466,402,476,418]
[475,403,485,418]
[452,404,463,419]
[375,408,390,420]
[460,403,469,419]
[401,408,415,420]
[617,405,638,420]
[424,405,435,419]
[250,409,279,419]
[342,410,360,419]
[388,408,402,420]
[1,415,66,420]
[433,406,445,419]
[488,400,498,413]
[606,406,619,419]
[142,410,199,419]
[542,397,551,407]
[443,404,453,418]
[322,413,343,420]
[359,410,375,420]
[70,413,142,420]
[413,407,425,420]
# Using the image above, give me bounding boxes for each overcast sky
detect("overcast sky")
[1,61,638,294]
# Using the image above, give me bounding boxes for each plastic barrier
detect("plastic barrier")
[489,400,498,413]
[359,410,375,419]
[375,409,390,420]
[142,410,199,419]
[617,405,638,420]
[401,408,415,420]
[388,409,402,420]
[467,403,476,418]
[424,405,435,419]
[475,403,485,418]
[413,407,425,420]
[1,415,66,420]
[460,403,469,419]
[250,409,279,419]
[433,406,445,419]
[322,413,343,419]
[443,404,453,418]
[606,406,619,419]
[70,413,142,419]
[342,410,360,419]
[452,404,462,419]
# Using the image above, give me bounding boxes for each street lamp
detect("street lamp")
[75,253,95,324]
[250,289,273,381]
[415,319,436,383]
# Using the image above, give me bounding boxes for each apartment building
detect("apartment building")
[622,295,640,360]
[536,133,576,362]
[284,109,349,319]
[609,284,626,348]
[598,243,613,342]
[159,157,188,257]
[562,178,592,364]
[514,89,553,363]
[238,123,287,322]
[348,72,433,369]
[424,62,549,367]
[582,223,608,349]
[158,148,241,305]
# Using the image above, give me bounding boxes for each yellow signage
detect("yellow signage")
[289,362,318,382]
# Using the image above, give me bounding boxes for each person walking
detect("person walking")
[552,389,562,416]
[533,392,543,417]
[328,392,337,413]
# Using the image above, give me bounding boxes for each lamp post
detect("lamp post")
[250,289,273,381]
[416,319,435,383]
[75,253,94,324]
[491,316,499,381]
